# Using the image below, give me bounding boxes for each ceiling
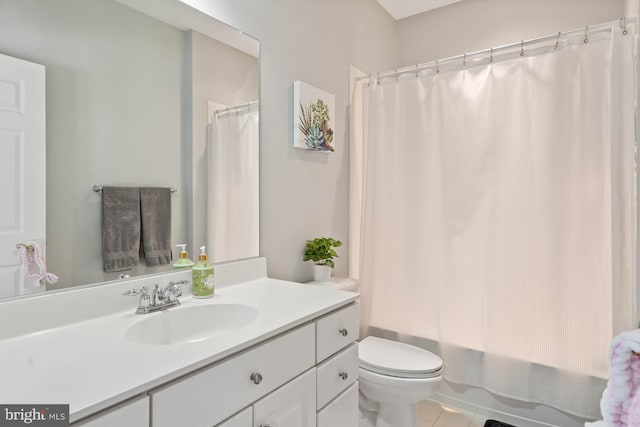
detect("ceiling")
[376,0,463,20]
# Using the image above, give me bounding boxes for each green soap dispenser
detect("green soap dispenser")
[173,244,194,269]
[192,246,214,298]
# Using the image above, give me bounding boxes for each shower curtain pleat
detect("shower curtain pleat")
[354,27,636,419]
[207,107,259,263]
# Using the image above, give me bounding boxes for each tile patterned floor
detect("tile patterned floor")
[418,400,491,427]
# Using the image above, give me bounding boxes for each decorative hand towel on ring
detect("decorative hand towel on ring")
[17,240,58,286]
[102,186,141,272]
[140,187,172,267]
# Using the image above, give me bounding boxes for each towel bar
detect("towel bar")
[92,185,177,193]
[15,243,33,250]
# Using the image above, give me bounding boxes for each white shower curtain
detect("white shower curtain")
[207,105,259,263]
[353,27,636,418]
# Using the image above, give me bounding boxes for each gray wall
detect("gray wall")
[0,0,187,288]
[396,0,625,67]
[183,0,398,281]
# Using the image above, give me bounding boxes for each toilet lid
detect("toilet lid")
[358,336,443,379]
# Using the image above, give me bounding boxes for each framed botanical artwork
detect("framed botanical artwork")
[293,80,335,152]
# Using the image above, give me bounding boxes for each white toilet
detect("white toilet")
[358,336,443,427]
[308,278,444,427]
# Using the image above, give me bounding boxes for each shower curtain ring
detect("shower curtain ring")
[554,32,561,50]
[415,64,419,77]
[490,47,493,63]
[395,68,398,82]
[435,59,440,74]
[520,41,524,56]
[463,53,467,68]
[621,17,628,35]
[584,25,589,43]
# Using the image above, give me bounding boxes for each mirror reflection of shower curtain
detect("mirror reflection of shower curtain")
[207,104,259,263]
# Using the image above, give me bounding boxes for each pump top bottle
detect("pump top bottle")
[173,244,194,269]
[192,246,214,298]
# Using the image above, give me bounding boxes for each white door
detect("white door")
[253,369,316,427]
[0,53,46,298]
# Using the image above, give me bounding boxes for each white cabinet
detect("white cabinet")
[253,368,316,427]
[98,303,360,427]
[317,381,359,427]
[72,395,148,427]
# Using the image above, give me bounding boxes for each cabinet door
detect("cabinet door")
[72,395,149,427]
[253,369,316,427]
[217,407,252,427]
[317,382,359,427]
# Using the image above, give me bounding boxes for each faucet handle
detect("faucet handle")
[165,282,183,299]
[123,286,148,297]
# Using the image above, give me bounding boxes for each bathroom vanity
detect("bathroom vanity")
[0,258,359,426]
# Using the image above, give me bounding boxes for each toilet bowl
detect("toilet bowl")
[358,336,443,427]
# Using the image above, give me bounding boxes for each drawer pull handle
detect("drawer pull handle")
[260,425,271,427]
[339,328,348,337]
[250,372,263,385]
[339,371,349,380]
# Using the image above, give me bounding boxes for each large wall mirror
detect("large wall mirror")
[0,0,259,299]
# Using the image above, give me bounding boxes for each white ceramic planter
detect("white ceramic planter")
[313,264,332,282]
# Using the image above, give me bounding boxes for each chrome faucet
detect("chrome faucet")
[123,280,189,314]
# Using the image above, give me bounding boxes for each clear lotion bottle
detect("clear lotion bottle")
[192,246,214,298]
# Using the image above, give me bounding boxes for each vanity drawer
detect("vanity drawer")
[317,381,359,427]
[316,303,359,362]
[151,323,315,427]
[316,343,358,409]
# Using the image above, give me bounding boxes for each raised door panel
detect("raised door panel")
[317,382,359,427]
[72,395,149,427]
[253,368,316,427]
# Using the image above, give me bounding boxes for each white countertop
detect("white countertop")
[0,277,358,422]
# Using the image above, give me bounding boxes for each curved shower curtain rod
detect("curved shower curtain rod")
[356,17,636,82]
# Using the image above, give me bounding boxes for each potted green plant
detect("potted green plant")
[303,237,342,282]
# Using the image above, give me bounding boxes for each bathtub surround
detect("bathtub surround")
[352,22,637,420]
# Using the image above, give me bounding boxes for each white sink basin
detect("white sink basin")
[125,303,259,345]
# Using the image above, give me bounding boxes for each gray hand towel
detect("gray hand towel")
[140,187,172,267]
[102,186,141,272]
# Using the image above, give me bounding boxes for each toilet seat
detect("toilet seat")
[359,336,443,379]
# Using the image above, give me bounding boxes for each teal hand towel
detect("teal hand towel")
[101,186,140,272]
[140,187,172,267]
